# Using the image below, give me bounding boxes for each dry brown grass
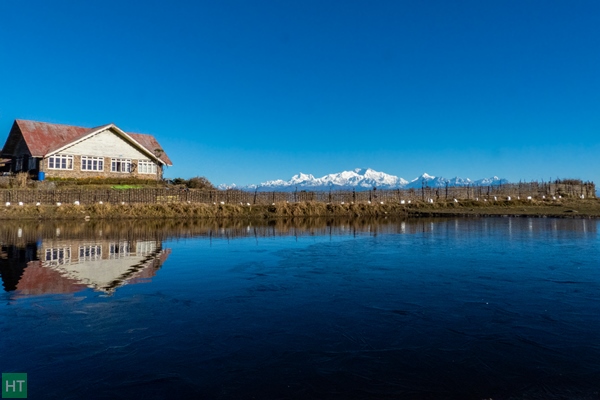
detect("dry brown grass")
[407,198,600,218]
[14,172,29,188]
[0,199,599,220]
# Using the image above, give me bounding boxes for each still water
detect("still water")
[1,218,599,399]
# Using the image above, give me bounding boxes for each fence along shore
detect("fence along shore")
[0,181,595,205]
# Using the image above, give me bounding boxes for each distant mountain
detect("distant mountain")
[404,173,508,189]
[219,169,509,192]
[255,168,408,191]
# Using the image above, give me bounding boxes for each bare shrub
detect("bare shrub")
[14,172,28,188]
[186,176,215,190]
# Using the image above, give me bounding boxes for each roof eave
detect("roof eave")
[110,126,167,165]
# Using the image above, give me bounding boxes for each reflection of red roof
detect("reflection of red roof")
[130,249,171,283]
[2,120,172,165]
[16,261,86,295]
[13,248,171,296]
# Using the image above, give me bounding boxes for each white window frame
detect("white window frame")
[137,160,157,174]
[111,158,131,173]
[110,241,131,258]
[81,156,104,172]
[136,241,157,255]
[79,245,102,260]
[48,154,74,170]
[44,247,71,265]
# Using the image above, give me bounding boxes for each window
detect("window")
[138,160,157,174]
[28,157,37,171]
[44,247,71,265]
[79,245,102,260]
[136,241,157,255]
[111,158,131,173]
[110,242,131,258]
[81,156,104,171]
[48,154,73,170]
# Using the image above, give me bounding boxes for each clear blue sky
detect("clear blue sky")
[1,0,598,186]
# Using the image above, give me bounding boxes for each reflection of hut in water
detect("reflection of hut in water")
[0,238,170,296]
[39,238,170,294]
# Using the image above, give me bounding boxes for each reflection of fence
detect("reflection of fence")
[0,216,415,246]
[2,217,595,249]
[0,181,595,205]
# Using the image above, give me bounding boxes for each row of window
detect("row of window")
[47,155,157,174]
[44,241,158,264]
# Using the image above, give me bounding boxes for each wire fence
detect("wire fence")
[0,181,595,205]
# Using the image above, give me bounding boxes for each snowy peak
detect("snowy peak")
[225,169,508,192]
[290,173,316,184]
[219,169,510,192]
[474,176,508,186]
[316,168,406,189]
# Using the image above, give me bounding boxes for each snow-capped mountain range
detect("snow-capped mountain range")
[219,168,509,192]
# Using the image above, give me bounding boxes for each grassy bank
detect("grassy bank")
[1,199,599,220]
[405,198,600,218]
[0,201,405,220]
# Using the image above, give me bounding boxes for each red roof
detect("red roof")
[3,120,172,165]
[129,133,173,166]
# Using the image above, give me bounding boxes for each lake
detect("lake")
[1,217,599,399]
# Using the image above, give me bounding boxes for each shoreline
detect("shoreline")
[0,199,599,220]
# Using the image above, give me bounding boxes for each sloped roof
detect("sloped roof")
[129,133,173,166]
[2,120,90,157]
[3,120,172,165]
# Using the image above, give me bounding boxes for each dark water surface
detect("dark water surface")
[1,218,599,399]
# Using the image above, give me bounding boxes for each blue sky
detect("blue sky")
[1,0,598,186]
